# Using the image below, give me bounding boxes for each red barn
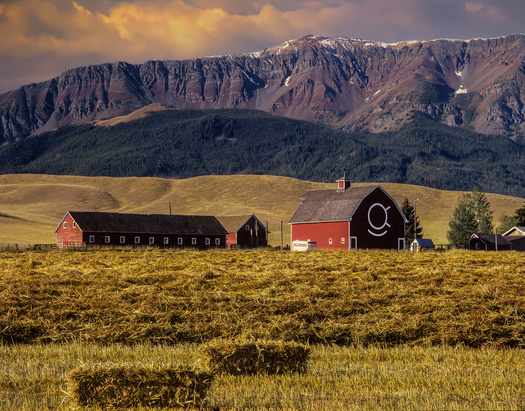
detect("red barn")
[55,211,227,250]
[289,177,407,251]
[216,214,268,249]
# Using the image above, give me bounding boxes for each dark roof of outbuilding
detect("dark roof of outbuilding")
[471,233,512,246]
[505,235,525,242]
[216,214,266,233]
[289,185,406,224]
[411,238,435,247]
[56,212,228,235]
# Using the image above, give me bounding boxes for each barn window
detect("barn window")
[89,235,95,243]
[341,238,345,244]
[205,238,210,245]
[104,236,110,244]
[329,238,333,244]
[149,237,155,245]
[134,236,140,244]
[192,238,197,245]
[73,222,76,228]
[178,237,183,245]
[245,225,250,231]
[164,237,169,245]
[120,236,125,244]
[215,238,220,245]
[63,222,67,228]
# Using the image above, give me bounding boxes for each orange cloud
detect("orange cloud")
[1,0,522,93]
[464,1,510,23]
[0,0,375,64]
[465,2,485,13]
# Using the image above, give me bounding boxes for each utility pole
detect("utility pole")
[414,198,419,240]
[280,220,283,251]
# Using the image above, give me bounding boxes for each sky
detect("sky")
[0,0,524,93]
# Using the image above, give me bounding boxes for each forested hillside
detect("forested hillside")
[0,109,523,197]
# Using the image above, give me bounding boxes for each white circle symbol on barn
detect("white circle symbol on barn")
[368,203,391,237]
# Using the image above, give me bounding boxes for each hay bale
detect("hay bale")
[197,339,310,375]
[68,364,214,409]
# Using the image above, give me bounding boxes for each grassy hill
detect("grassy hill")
[0,174,523,247]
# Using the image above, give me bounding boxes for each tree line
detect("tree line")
[446,187,525,248]
[0,108,523,197]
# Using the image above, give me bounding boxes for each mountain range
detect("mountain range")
[1,34,525,144]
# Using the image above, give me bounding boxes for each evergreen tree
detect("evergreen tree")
[471,186,494,233]
[515,204,525,226]
[401,198,423,240]
[447,187,494,247]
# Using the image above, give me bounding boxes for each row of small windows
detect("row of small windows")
[63,221,76,228]
[88,235,221,245]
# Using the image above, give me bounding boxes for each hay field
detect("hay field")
[0,174,523,247]
[3,342,525,410]
[2,249,525,347]
[2,249,525,409]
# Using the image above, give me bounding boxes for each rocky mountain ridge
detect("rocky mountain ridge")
[1,34,524,143]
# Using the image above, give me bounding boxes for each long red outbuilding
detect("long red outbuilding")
[55,211,228,249]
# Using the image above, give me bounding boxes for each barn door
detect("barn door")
[398,238,405,251]
[349,236,358,251]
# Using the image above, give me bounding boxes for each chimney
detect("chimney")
[336,169,351,192]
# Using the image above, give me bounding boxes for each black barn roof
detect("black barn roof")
[56,212,228,235]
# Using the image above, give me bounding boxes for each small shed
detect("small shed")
[55,211,228,250]
[289,176,407,251]
[216,214,268,249]
[469,234,512,251]
[410,238,435,252]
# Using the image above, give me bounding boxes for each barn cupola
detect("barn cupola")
[336,169,351,192]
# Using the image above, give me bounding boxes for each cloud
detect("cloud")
[465,2,485,13]
[0,0,524,93]
[464,1,512,24]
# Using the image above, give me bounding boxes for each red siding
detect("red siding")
[226,233,237,249]
[56,214,83,249]
[291,221,349,250]
[289,187,406,251]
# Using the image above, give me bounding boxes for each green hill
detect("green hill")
[0,108,523,197]
[0,174,523,247]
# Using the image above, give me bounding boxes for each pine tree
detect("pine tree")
[471,186,494,233]
[515,204,525,226]
[447,195,477,247]
[401,198,423,241]
[447,187,494,247]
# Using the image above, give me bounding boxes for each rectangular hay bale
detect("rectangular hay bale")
[197,339,310,375]
[68,364,214,409]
